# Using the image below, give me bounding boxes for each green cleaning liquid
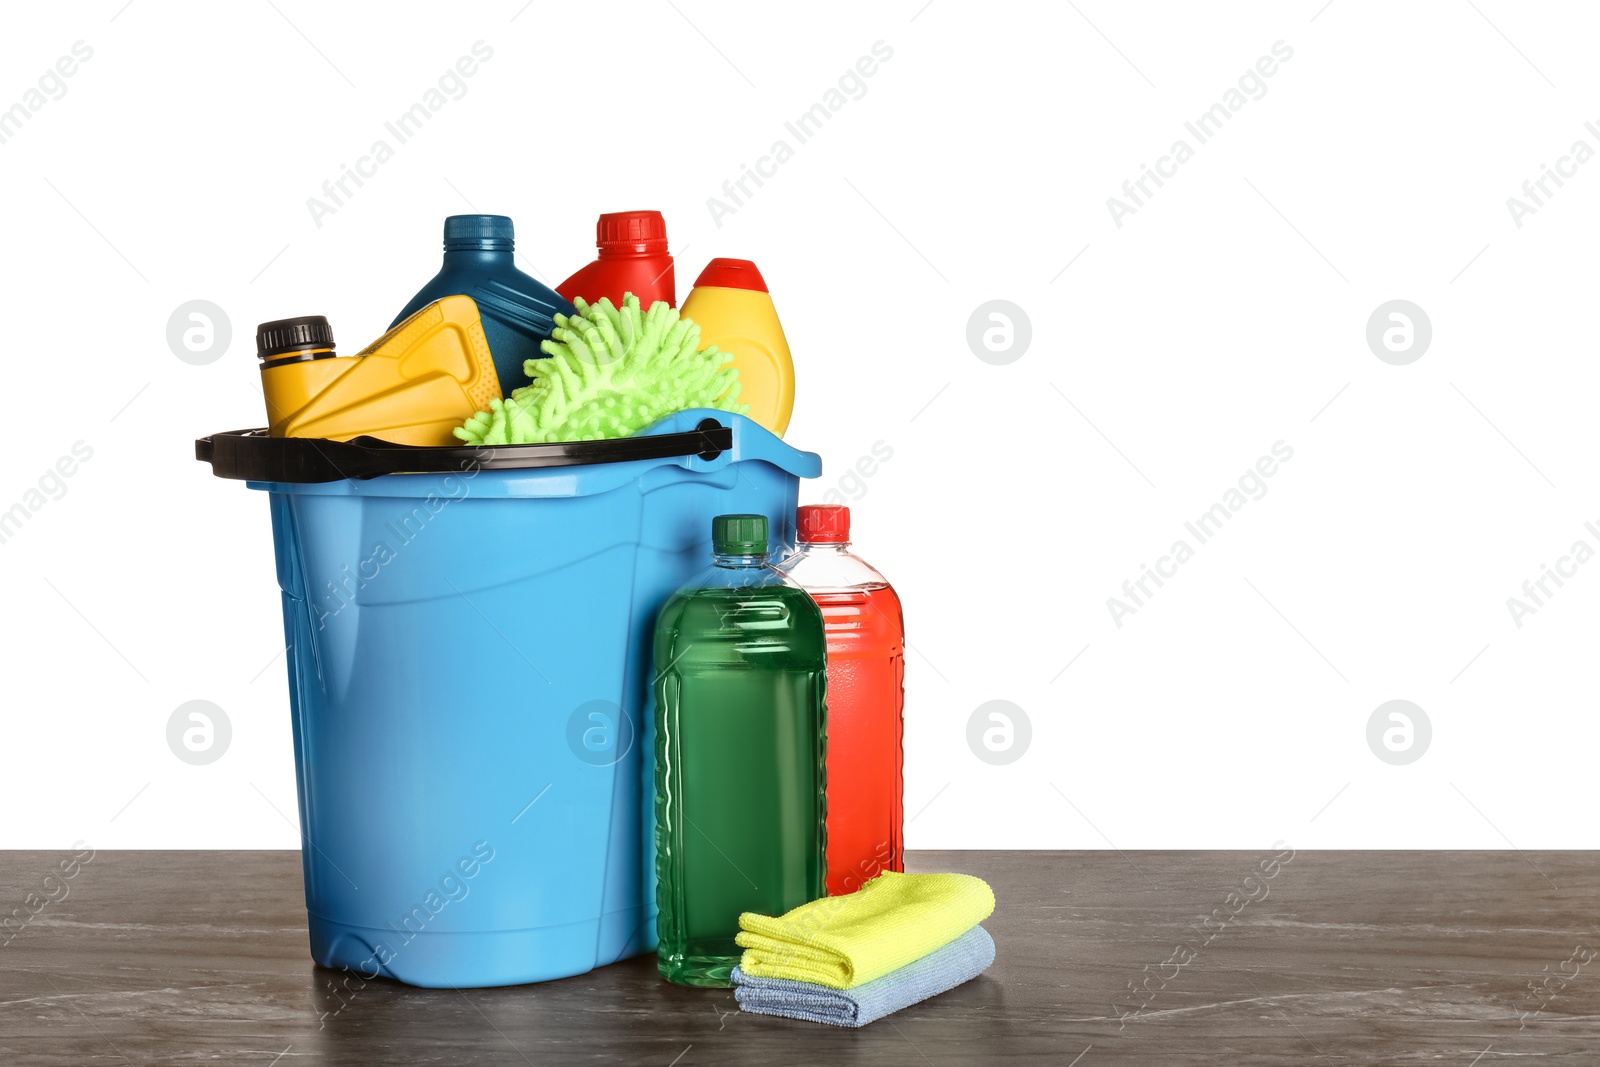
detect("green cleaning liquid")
[652,513,827,987]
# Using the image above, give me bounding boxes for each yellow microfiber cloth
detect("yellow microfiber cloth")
[735,871,995,990]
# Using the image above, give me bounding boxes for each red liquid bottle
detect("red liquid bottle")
[780,505,905,895]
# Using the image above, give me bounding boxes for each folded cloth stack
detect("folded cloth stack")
[731,871,995,1027]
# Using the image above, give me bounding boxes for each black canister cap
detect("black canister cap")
[256,315,335,362]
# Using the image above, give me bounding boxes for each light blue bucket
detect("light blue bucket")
[201,411,819,987]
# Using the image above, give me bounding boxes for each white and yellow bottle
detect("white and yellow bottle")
[680,258,794,437]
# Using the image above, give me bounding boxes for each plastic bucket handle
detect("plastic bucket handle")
[195,419,733,484]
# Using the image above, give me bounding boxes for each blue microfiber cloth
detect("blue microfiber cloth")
[731,925,995,1028]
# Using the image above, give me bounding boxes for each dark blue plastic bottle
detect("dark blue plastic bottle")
[391,215,575,392]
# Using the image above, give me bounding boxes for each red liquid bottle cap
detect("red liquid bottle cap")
[797,505,849,543]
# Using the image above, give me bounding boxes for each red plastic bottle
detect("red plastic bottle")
[780,505,905,896]
[557,210,676,308]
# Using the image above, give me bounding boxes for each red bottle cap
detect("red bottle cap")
[797,505,849,543]
[692,257,767,292]
[596,210,668,255]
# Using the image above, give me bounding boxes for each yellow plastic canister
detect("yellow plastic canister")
[259,295,502,447]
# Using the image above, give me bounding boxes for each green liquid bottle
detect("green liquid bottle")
[652,513,828,987]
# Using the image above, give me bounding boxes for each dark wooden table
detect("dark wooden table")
[2,850,1596,1064]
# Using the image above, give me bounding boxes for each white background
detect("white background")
[2,0,1594,851]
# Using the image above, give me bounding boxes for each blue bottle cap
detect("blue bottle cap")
[444,215,515,251]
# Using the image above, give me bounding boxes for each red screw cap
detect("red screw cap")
[596,210,668,255]
[797,505,850,543]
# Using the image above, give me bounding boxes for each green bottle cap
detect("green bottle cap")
[712,513,768,556]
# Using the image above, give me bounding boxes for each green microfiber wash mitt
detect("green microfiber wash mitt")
[453,294,748,445]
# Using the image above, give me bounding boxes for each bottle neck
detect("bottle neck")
[260,346,337,367]
[798,540,851,553]
[442,246,514,266]
[597,244,667,260]
[713,552,769,569]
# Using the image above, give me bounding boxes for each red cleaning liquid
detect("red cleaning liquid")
[557,210,676,308]
[780,505,906,896]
